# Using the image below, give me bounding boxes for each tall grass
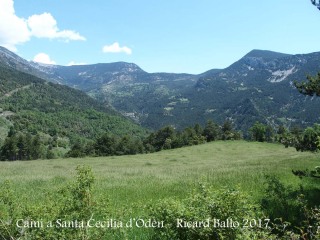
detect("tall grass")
[1,141,319,238]
[1,141,318,206]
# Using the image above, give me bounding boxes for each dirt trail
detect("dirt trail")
[0,84,32,100]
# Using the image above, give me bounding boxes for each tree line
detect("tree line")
[2,116,320,161]
[248,121,320,152]
[66,119,241,158]
[0,119,242,160]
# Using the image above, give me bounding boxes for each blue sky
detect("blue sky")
[1,0,319,74]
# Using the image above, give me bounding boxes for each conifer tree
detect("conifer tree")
[292,72,320,178]
[294,72,320,96]
[203,120,220,141]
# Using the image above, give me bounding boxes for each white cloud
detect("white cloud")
[0,0,85,52]
[33,53,56,65]
[102,42,132,55]
[27,13,86,41]
[0,0,30,51]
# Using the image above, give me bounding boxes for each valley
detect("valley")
[1,46,320,239]
[1,0,320,238]
[1,47,320,133]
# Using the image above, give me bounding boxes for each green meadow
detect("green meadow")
[1,140,318,207]
[0,140,319,239]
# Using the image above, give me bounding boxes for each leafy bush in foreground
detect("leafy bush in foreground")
[149,184,271,240]
[261,175,320,239]
[1,168,319,239]
[0,165,112,240]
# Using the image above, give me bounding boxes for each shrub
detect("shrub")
[261,175,320,239]
[0,180,21,239]
[0,165,111,240]
[149,183,271,239]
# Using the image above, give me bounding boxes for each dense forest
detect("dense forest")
[0,65,147,160]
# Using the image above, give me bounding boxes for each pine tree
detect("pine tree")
[292,72,320,178]
[294,72,320,96]
[203,120,220,142]
[1,135,18,161]
[30,134,43,160]
[249,122,267,142]
[95,133,117,156]
[16,134,28,160]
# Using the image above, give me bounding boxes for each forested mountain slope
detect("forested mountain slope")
[0,64,147,153]
[188,50,320,133]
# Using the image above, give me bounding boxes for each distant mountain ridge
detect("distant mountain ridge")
[1,46,320,133]
[0,46,62,83]
[190,50,320,132]
[243,49,292,59]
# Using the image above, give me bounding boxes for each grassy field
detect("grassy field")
[0,140,319,238]
[0,140,319,205]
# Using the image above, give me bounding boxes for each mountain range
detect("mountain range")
[1,46,320,136]
[0,48,147,154]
